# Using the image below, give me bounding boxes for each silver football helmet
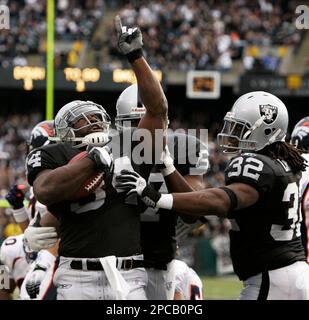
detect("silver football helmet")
[290,116,309,151]
[52,100,111,148]
[115,84,146,131]
[217,91,289,153]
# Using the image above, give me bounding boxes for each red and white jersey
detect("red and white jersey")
[0,235,31,288]
[301,153,309,263]
[174,260,203,300]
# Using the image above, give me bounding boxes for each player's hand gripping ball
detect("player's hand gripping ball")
[68,151,105,201]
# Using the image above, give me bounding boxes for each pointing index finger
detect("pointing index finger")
[115,15,123,34]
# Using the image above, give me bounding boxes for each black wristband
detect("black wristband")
[127,49,143,63]
[219,187,238,212]
[141,185,161,208]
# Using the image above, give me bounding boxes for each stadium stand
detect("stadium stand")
[0,0,104,68]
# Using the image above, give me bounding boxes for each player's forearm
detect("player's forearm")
[171,188,230,218]
[33,158,96,205]
[165,172,204,193]
[165,173,204,223]
[165,171,194,193]
[131,57,168,118]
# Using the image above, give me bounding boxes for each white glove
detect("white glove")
[26,266,46,299]
[116,170,147,196]
[24,226,58,251]
[115,15,143,61]
[87,145,114,173]
[116,170,162,208]
[159,145,175,177]
[26,250,55,299]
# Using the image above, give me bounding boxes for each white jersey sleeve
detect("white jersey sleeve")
[0,235,31,284]
[174,260,203,300]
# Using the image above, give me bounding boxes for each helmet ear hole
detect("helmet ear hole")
[264,128,272,136]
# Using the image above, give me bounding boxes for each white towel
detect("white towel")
[99,256,130,300]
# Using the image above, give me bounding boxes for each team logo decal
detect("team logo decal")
[259,104,278,124]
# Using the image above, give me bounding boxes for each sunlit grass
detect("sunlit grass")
[202,275,242,300]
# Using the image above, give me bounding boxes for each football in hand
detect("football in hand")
[68,151,104,201]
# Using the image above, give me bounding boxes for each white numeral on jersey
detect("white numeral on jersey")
[270,182,302,241]
[27,151,41,168]
[227,157,244,178]
[228,157,263,180]
[243,157,264,180]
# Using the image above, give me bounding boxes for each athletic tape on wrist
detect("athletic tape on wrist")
[156,194,173,210]
[161,165,176,177]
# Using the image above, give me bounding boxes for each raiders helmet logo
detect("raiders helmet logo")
[259,104,278,124]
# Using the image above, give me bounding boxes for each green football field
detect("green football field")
[202,275,243,300]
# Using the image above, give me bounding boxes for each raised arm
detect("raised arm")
[114,15,168,136]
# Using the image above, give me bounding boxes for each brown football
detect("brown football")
[68,151,104,201]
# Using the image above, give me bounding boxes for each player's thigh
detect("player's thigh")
[54,266,100,300]
[145,269,167,300]
[239,273,266,300]
[268,261,309,300]
[122,268,148,300]
[240,262,309,300]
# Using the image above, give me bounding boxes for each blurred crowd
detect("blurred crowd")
[0,0,104,68]
[0,0,302,72]
[0,113,43,244]
[107,0,301,72]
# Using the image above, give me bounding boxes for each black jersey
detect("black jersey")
[26,136,144,259]
[140,132,207,265]
[225,152,306,280]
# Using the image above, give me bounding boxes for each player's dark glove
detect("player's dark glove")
[87,145,114,174]
[26,265,47,299]
[5,185,25,209]
[115,170,162,208]
[114,15,143,63]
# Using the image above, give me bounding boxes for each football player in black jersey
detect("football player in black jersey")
[116,91,309,300]
[115,84,208,299]
[25,16,168,300]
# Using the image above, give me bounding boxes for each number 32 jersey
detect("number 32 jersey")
[225,152,305,281]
